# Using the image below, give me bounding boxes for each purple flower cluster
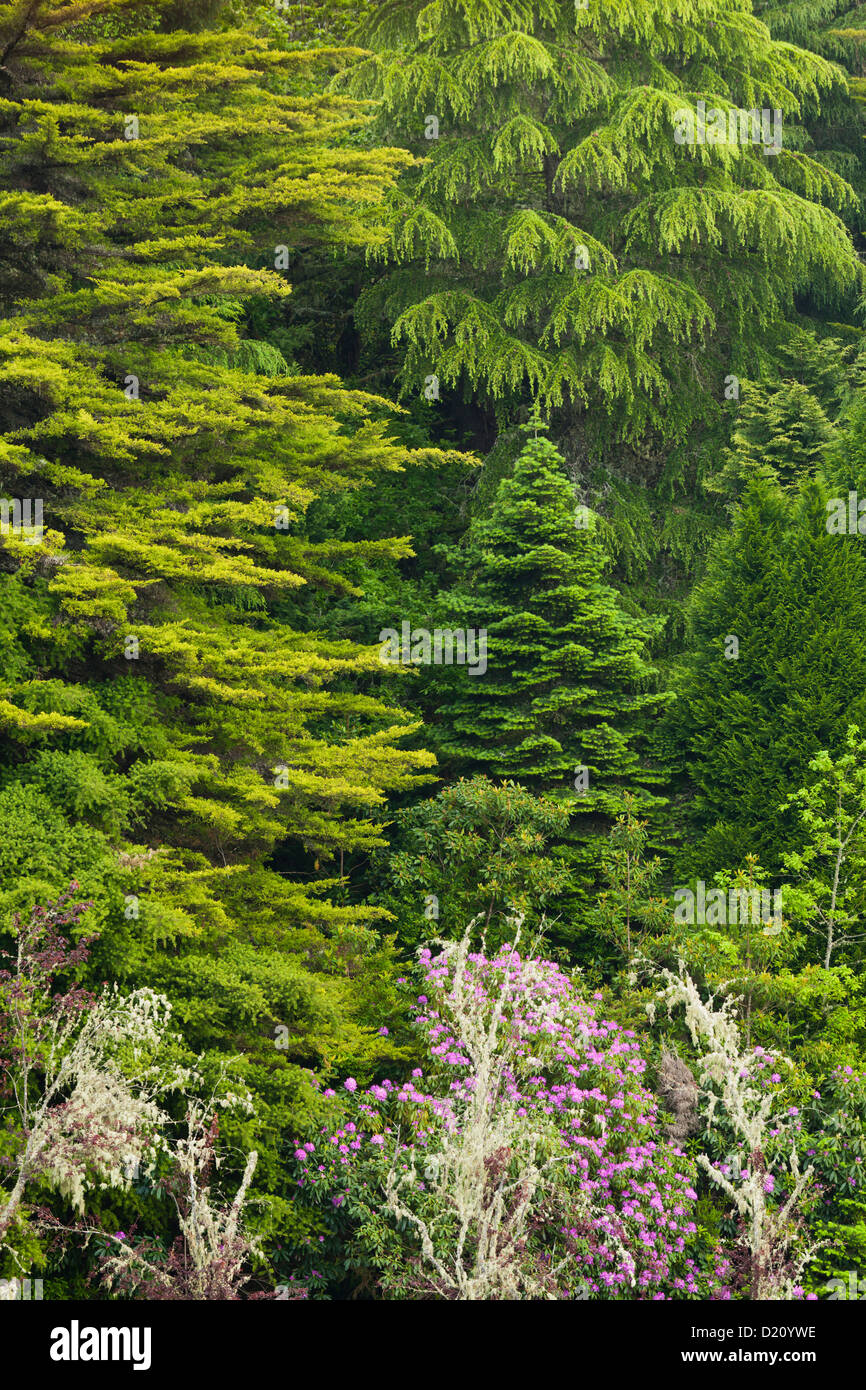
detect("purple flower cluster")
[292,944,732,1299]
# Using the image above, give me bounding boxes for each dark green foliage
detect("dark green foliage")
[425,425,669,917]
[675,471,866,876]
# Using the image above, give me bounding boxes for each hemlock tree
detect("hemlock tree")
[338,0,861,444]
[0,0,471,1214]
[429,425,668,908]
[675,472,866,877]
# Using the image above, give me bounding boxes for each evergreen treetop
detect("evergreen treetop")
[428,426,667,923]
[337,0,862,443]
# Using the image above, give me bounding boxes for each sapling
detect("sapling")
[596,793,668,959]
[781,727,866,969]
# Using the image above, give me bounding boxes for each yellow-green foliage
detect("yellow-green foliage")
[0,0,466,1197]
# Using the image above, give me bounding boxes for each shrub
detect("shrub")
[287,931,731,1299]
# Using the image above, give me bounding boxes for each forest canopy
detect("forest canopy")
[2,0,866,1314]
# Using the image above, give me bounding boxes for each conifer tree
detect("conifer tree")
[338,0,862,443]
[709,374,837,497]
[754,0,866,231]
[675,472,866,876]
[733,380,835,483]
[0,0,466,1196]
[428,422,667,905]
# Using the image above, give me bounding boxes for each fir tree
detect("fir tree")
[709,374,837,496]
[429,422,667,911]
[732,380,835,483]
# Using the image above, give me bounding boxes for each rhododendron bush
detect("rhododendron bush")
[286,935,731,1299]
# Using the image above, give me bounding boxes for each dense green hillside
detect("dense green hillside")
[2,0,866,1312]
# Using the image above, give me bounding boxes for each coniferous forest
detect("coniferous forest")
[6,0,866,1335]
